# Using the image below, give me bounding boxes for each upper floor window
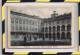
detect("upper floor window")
[23,19,25,24]
[26,19,28,24]
[49,26,51,32]
[53,26,55,32]
[57,25,60,31]
[61,25,65,31]
[19,18,22,24]
[15,18,18,23]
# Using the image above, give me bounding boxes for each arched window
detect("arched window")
[67,32,71,39]
[53,33,55,40]
[23,19,25,24]
[61,32,65,39]
[57,26,60,31]
[53,26,55,32]
[26,19,28,24]
[16,26,18,31]
[41,27,44,32]
[49,26,51,33]
[28,34,31,41]
[19,18,22,24]
[45,33,48,38]
[19,26,22,30]
[57,32,60,40]
[15,18,18,23]
[49,33,51,40]
[61,25,65,31]
[33,34,36,40]
[45,27,48,32]
[67,24,71,31]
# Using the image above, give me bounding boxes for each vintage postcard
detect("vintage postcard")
[4,3,78,52]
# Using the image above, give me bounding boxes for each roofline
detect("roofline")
[10,11,42,20]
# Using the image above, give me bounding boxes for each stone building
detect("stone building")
[10,11,71,45]
[41,11,71,43]
[10,11,42,45]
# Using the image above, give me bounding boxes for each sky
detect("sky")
[8,3,72,18]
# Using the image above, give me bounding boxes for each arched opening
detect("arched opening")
[61,32,65,39]
[57,25,60,31]
[67,24,71,31]
[61,25,65,31]
[57,32,60,40]
[67,32,71,39]
[49,26,51,33]
[53,33,55,40]
[53,26,55,32]
[49,33,51,40]
[45,33,48,38]
[45,27,48,32]
[41,27,44,32]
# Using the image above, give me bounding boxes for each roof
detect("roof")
[10,11,42,20]
[43,13,71,22]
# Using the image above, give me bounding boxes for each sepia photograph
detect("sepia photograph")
[5,3,78,49]
[10,5,71,46]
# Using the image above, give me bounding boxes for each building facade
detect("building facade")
[41,12,71,44]
[10,11,71,46]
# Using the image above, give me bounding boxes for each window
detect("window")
[45,27,48,32]
[19,26,22,30]
[57,26,60,31]
[57,32,60,40]
[49,26,51,33]
[19,18,22,24]
[26,19,28,24]
[49,34,51,40]
[34,34,37,40]
[45,33,48,38]
[15,26,18,30]
[49,22,51,25]
[61,32,65,39]
[26,27,28,31]
[53,33,55,40]
[67,24,71,31]
[23,26,25,31]
[67,32,71,39]
[53,26,55,32]
[41,27,44,32]
[15,18,18,23]
[61,25,65,31]
[28,34,31,41]
[29,20,31,25]
[23,19,25,24]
